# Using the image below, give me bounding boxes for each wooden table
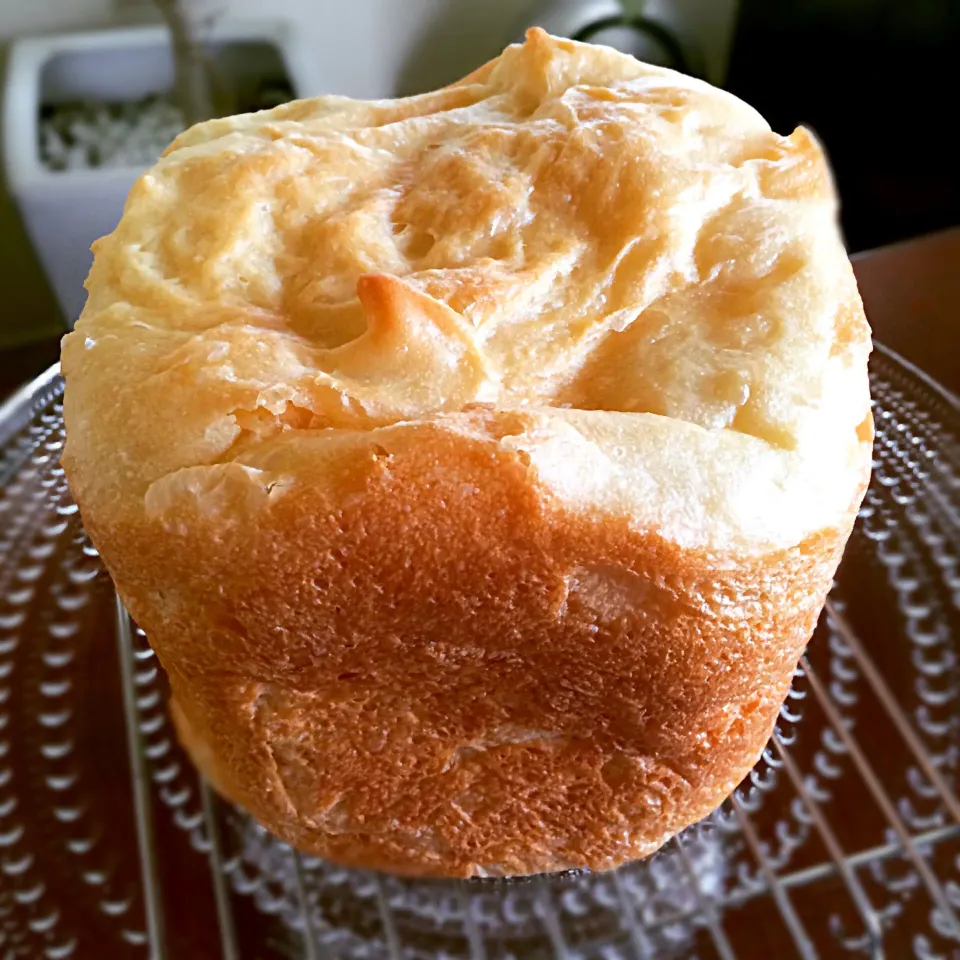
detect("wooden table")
[1,228,958,402]
[852,227,959,396]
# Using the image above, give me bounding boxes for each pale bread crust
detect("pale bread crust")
[62,30,872,876]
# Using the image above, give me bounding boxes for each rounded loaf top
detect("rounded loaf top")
[63,28,871,552]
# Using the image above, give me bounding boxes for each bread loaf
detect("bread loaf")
[62,29,872,877]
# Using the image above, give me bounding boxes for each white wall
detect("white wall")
[0,0,113,42]
[1,0,739,98]
[0,0,545,99]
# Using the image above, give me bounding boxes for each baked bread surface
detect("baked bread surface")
[62,29,872,877]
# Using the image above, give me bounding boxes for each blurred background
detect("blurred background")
[0,0,957,360]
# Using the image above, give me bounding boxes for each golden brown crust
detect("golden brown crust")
[88,412,849,876]
[61,29,871,876]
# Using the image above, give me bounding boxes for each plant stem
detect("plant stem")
[155,0,216,126]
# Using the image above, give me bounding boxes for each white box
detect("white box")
[2,22,322,326]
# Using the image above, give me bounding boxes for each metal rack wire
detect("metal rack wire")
[113,595,960,960]
[1,343,958,959]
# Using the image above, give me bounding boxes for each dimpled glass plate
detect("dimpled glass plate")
[0,343,957,960]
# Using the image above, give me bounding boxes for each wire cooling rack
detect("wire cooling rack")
[0,342,958,959]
